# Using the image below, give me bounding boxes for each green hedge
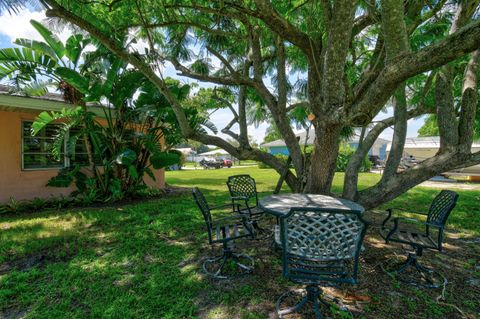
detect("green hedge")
[335,143,372,172]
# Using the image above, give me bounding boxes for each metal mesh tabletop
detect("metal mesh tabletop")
[259,194,364,217]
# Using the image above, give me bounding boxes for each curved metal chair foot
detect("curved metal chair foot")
[276,286,353,319]
[203,251,254,279]
[251,220,274,241]
[276,289,311,318]
[203,254,229,279]
[386,254,447,289]
[232,253,255,273]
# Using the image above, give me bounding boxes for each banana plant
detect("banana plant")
[32,55,187,200]
[0,19,90,99]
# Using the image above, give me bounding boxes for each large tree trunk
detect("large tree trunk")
[305,122,343,194]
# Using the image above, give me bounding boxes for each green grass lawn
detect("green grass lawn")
[0,167,479,318]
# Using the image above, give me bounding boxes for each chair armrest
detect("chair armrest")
[214,214,254,236]
[381,207,427,228]
[394,217,442,229]
[231,196,249,201]
[209,203,235,211]
[389,207,428,216]
[214,214,248,224]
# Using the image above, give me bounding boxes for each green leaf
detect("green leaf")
[30,20,65,59]
[47,174,74,188]
[65,34,88,66]
[54,67,90,94]
[116,149,136,166]
[190,59,210,75]
[110,71,145,107]
[144,167,156,181]
[0,47,58,80]
[128,165,139,180]
[150,151,181,169]
[31,111,55,135]
[31,107,83,136]
[22,80,50,96]
[14,38,58,61]
[103,58,123,96]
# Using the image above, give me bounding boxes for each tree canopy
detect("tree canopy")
[4,0,480,208]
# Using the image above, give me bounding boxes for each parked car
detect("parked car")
[199,157,222,169]
[222,159,232,168]
[368,155,385,168]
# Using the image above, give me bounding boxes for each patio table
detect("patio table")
[258,193,365,217]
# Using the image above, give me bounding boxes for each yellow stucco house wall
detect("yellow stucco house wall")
[0,90,165,203]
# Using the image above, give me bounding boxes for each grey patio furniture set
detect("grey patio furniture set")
[192,174,458,318]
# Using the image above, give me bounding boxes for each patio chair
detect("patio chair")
[227,174,270,238]
[192,187,255,279]
[276,207,368,318]
[381,190,458,288]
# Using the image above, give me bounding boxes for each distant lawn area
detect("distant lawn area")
[0,167,479,318]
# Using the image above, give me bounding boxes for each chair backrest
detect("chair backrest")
[427,190,458,227]
[192,187,213,242]
[227,174,258,206]
[280,207,368,285]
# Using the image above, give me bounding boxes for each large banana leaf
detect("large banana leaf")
[31,107,83,135]
[0,47,58,80]
[102,58,123,97]
[65,34,90,67]
[109,71,145,107]
[14,38,58,61]
[54,67,90,94]
[30,20,65,59]
[22,80,51,96]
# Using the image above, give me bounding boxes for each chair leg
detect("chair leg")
[276,289,311,318]
[251,217,274,241]
[276,285,352,319]
[202,244,254,279]
[391,247,446,289]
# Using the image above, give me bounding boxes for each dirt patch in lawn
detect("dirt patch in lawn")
[0,246,77,275]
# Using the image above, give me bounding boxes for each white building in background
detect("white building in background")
[261,130,390,160]
[386,136,480,176]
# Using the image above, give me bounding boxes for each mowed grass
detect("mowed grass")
[168,168,480,235]
[0,167,479,318]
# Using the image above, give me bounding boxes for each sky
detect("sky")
[0,8,426,144]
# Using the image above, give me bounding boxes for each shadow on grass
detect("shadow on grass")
[1,179,479,318]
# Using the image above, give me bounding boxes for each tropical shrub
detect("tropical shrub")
[336,144,371,172]
[32,68,185,201]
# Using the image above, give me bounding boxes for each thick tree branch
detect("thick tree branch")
[168,57,253,87]
[343,107,432,199]
[233,0,314,55]
[357,150,480,209]
[276,36,287,110]
[379,0,410,180]
[458,50,480,152]
[139,21,245,40]
[350,18,480,123]
[320,0,357,117]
